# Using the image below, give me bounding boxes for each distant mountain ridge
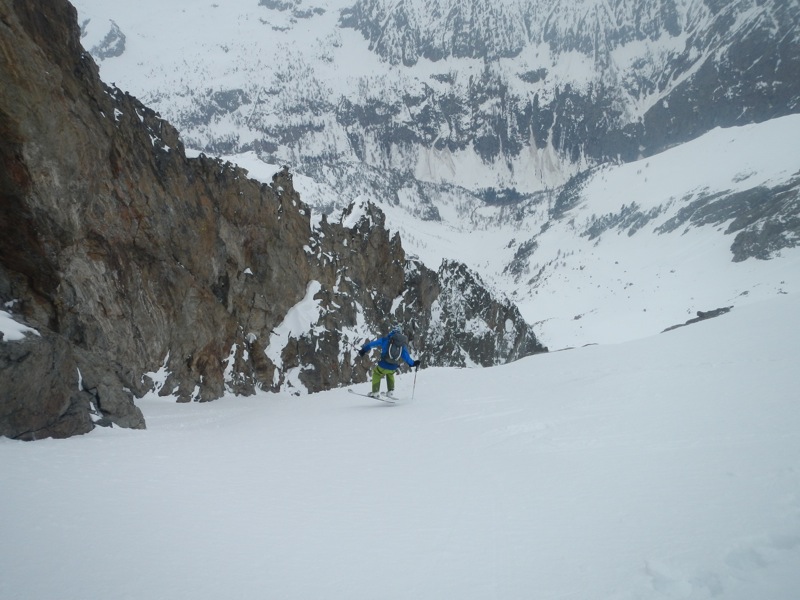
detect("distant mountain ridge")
[340,0,685,65]
[339,0,799,164]
[73,0,800,208]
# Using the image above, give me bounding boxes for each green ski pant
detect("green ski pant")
[372,366,395,393]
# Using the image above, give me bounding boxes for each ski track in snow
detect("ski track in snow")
[2,294,800,599]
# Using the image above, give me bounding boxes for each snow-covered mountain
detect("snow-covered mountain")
[212,113,800,348]
[75,0,800,190]
[73,0,800,349]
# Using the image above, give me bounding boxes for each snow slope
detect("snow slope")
[512,115,800,347]
[2,293,799,599]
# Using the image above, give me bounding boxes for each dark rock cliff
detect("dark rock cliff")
[0,0,545,440]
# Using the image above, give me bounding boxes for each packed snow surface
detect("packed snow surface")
[3,293,799,599]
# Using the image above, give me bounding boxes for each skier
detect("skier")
[359,326,420,399]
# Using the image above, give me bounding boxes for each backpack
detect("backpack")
[382,333,407,366]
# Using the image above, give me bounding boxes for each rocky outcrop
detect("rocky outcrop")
[662,307,733,333]
[0,0,544,439]
[0,328,146,441]
[653,180,800,262]
[2,332,94,441]
[421,261,542,366]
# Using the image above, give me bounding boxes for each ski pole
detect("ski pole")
[412,365,418,400]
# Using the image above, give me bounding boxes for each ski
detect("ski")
[348,389,397,404]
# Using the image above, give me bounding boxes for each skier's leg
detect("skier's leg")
[386,370,395,392]
[371,368,383,394]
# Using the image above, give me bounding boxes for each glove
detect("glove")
[413,360,421,368]
[358,347,367,356]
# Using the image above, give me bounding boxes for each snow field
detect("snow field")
[2,293,799,599]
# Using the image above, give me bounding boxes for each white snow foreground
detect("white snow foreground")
[2,294,799,599]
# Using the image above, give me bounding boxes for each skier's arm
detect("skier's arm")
[401,346,416,367]
[359,337,382,355]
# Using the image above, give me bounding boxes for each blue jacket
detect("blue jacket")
[362,332,416,371]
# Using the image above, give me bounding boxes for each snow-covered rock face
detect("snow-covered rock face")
[340,0,684,65]
[74,0,799,194]
[339,0,800,171]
